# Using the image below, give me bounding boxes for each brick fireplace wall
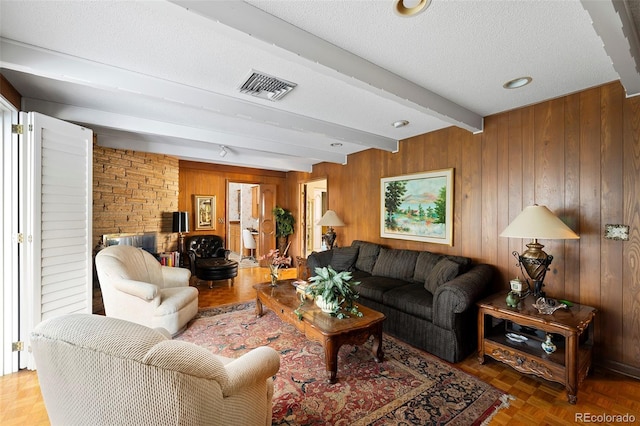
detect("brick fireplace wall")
[93,139,180,253]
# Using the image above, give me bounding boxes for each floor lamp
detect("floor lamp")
[500,205,579,298]
[172,211,189,267]
[316,210,345,250]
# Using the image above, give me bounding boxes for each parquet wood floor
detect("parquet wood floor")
[2,266,639,425]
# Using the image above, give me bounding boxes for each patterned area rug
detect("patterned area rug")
[177,302,511,425]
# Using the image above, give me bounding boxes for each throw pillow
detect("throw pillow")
[330,246,359,271]
[444,255,472,273]
[424,258,460,294]
[351,240,382,274]
[371,248,420,281]
[412,251,443,283]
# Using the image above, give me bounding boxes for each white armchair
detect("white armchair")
[31,314,280,426]
[95,245,198,335]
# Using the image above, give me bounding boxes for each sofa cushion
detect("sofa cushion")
[307,250,333,275]
[412,251,444,283]
[383,283,434,322]
[371,248,419,281]
[351,240,382,274]
[444,255,473,273]
[356,276,409,303]
[330,246,359,271]
[424,258,460,294]
[351,270,371,281]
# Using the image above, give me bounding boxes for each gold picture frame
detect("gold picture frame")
[194,195,216,230]
[380,168,454,245]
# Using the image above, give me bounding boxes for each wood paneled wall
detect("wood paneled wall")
[178,161,288,240]
[285,82,640,377]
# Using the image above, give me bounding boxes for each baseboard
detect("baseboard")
[596,359,640,380]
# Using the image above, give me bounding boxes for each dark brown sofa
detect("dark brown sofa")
[306,240,494,363]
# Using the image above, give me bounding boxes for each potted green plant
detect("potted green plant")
[273,206,294,253]
[296,266,363,319]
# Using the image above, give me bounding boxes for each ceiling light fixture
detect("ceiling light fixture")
[503,76,533,89]
[394,0,432,17]
[392,120,410,128]
[219,146,228,157]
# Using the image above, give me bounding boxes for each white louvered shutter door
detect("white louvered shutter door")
[20,112,92,369]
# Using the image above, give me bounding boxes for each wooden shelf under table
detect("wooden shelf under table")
[477,292,596,404]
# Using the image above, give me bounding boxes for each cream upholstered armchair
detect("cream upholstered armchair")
[95,245,198,335]
[31,314,280,426]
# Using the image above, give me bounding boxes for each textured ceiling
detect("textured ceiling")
[1,0,639,172]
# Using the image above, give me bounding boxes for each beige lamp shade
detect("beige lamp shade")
[316,210,344,250]
[500,205,579,240]
[500,205,578,298]
[316,210,345,227]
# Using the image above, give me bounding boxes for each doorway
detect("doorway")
[227,182,260,266]
[299,178,327,258]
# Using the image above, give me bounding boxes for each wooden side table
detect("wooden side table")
[477,292,596,404]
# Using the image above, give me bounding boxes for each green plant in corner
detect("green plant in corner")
[273,206,295,254]
[295,266,363,319]
[273,206,294,238]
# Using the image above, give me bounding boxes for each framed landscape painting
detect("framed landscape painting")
[194,195,216,231]
[380,169,454,245]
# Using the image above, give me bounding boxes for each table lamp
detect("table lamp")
[500,205,579,298]
[316,210,345,250]
[172,211,189,267]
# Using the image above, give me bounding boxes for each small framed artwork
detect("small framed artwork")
[194,195,216,231]
[604,224,629,241]
[381,168,454,245]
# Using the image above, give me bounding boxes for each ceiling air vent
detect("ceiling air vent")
[239,70,297,101]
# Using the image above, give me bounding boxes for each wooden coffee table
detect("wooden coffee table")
[254,280,386,383]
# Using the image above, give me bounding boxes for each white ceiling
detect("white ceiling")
[1,0,639,172]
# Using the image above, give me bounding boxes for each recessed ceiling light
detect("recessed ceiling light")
[394,0,432,17]
[392,120,410,128]
[330,142,343,147]
[503,76,532,89]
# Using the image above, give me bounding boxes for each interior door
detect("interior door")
[20,112,93,369]
[258,184,276,263]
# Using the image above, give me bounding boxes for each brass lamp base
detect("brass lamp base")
[323,227,337,250]
[513,239,553,298]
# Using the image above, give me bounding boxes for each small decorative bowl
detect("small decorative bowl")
[532,297,567,315]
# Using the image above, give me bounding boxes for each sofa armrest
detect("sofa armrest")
[187,250,196,275]
[223,346,280,396]
[306,250,333,275]
[112,279,159,302]
[432,264,493,330]
[161,266,191,287]
[216,247,230,259]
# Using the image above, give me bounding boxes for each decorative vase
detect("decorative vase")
[315,295,339,313]
[277,236,289,256]
[269,268,279,287]
[541,334,556,354]
[505,291,520,308]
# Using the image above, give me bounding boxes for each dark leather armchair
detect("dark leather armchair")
[186,235,237,287]
[187,235,229,263]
